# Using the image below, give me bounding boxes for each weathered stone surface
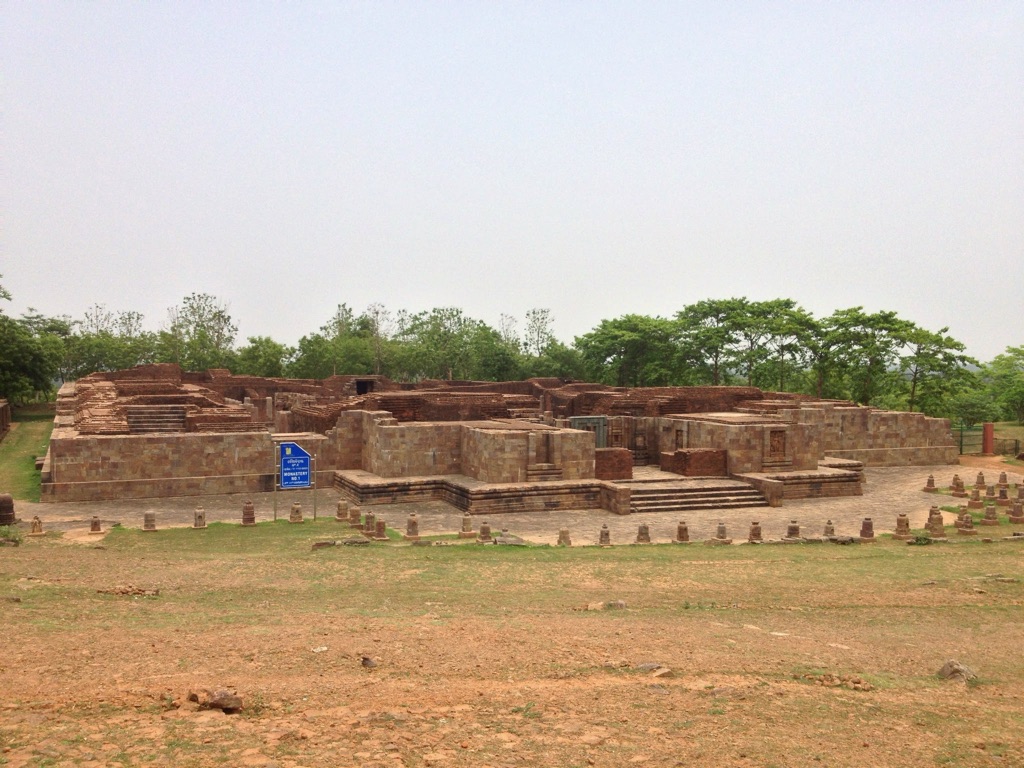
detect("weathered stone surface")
[937,660,976,682]
[189,689,243,713]
[0,494,14,526]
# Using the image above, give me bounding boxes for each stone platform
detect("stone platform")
[336,467,772,516]
[335,470,608,515]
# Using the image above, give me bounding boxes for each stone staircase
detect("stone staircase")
[334,471,601,515]
[627,483,769,513]
[125,405,186,434]
[526,463,564,482]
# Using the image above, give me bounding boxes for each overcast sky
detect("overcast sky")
[3,2,1022,361]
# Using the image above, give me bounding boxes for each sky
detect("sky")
[2,2,1022,361]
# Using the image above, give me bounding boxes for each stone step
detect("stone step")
[526,464,564,482]
[629,488,762,500]
[631,497,770,513]
[125,405,186,434]
[628,484,769,513]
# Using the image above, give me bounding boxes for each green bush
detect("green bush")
[0,525,23,545]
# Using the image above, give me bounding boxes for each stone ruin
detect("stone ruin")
[0,400,11,443]
[38,364,958,519]
[0,493,15,526]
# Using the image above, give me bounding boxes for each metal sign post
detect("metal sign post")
[280,442,312,489]
[276,441,314,521]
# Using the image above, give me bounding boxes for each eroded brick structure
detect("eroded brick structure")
[0,399,11,442]
[40,365,957,513]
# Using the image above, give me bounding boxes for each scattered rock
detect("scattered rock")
[97,585,159,597]
[651,667,674,679]
[188,688,243,713]
[937,660,977,682]
[634,663,661,672]
[341,537,370,546]
[797,673,874,691]
[310,646,328,653]
[361,656,378,669]
[494,534,527,546]
[311,540,337,550]
[588,600,627,611]
[3,596,22,603]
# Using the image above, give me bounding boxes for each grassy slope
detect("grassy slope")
[0,405,54,501]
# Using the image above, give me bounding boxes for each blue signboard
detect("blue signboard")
[279,442,311,489]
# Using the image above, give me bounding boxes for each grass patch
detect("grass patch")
[0,404,54,501]
[994,421,1024,441]
[5,525,1024,767]
[0,525,24,545]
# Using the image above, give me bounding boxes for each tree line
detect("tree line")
[1,277,1021,426]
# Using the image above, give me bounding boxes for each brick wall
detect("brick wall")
[42,430,279,502]
[777,403,956,465]
[461,428,529,483]
[659,449,728,476]
[595,448,632,480]
[366,421,463,477]
[554,430,597,480]
[0,399,11,441]
[667,419,817,474]
[333,410,595,484]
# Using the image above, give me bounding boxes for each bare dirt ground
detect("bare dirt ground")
[3,460,1024,767]
[6,398,1023,767]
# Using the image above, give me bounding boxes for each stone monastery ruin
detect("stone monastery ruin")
[41,365,956,515]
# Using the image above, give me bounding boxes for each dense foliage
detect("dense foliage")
[0,279,1019,423]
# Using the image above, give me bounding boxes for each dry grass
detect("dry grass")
[2,524,1024,767]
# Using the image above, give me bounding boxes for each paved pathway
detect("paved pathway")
[11,465,1022,544]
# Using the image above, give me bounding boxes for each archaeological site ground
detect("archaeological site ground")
[2,367,1023,767]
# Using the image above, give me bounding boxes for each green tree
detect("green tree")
[675,299,744,385]
[287,303,376,378]
[575,314,677,387]
[0,289,63,402]
[234,336,293,377]
[395,308,479,380]
[468,324,524,381]
[359,303,394,376]
[898,326,976,415]
[949,390,1001,428]
[63,305,157,378]
[157,293,237,371]
[752,300,815,392]
[983,346,1024,423]
[526,339,587,380]
[827,308,914,405]
[523,308,555,357]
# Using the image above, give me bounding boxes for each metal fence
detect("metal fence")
[956,428,1021,456]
